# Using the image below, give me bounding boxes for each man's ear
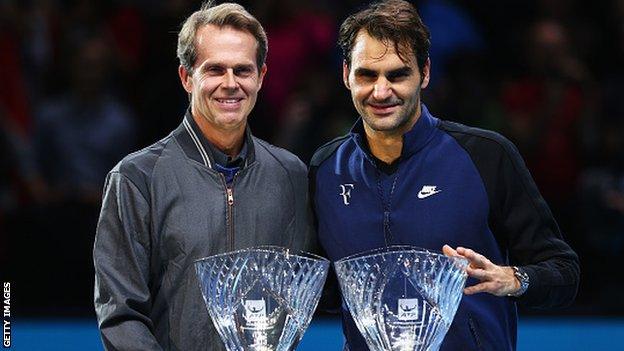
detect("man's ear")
[420,58,431,89]
[257,64,268,90]
[342,61,351,90]
[179,65,193,93]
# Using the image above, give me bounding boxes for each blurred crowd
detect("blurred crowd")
[1,0,623,316]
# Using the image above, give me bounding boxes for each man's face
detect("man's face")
[179,24,266,133]
[344,30,430,135]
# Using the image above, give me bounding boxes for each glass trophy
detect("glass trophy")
[195,246,330,351]
[334,246,469,351]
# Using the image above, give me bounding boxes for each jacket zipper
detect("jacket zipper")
[221,174,236,251]
[375,169,399,246]
[468,317,483,350]
[227,187,234,250]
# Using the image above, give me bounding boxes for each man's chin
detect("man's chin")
[217,116,247,130]
[363,115,403,132]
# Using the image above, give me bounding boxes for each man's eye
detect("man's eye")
[357,72,377,81]
[207,66,225,74]
[235,67,253,76]
[387,73,409,81]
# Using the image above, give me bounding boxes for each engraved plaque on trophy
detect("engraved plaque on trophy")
[195,246,330,351]
[334,246,469,351]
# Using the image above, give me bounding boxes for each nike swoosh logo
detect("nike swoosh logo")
[417,190,441,199]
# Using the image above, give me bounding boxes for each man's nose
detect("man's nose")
[222,69,238,90]
[372,77,392,100]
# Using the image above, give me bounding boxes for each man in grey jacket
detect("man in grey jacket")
[93,3,315,350]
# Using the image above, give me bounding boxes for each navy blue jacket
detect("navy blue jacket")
[310,105,579,350]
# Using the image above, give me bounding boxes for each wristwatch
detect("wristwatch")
[508,266,529,297]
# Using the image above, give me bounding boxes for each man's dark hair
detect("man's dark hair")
[339,0,431,72]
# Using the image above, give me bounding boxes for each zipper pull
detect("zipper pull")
[227,188,234,206]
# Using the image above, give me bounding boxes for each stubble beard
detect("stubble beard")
[361,95,420,134]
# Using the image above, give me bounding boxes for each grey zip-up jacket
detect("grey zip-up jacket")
[93,112,315,350]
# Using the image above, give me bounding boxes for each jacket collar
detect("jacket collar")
[350,103,439,164]
[173,109,256,169]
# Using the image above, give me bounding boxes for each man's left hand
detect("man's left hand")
[442,245,520,297]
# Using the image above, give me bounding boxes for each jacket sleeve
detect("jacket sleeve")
[93,171,163,350]
[492,138,580,309]
[445,123,580,309]
[286,156,317,254]
[297,185,317,255]
[308,164,342,314]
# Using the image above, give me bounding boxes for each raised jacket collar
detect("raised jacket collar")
[350,104,439,166]
[173,109,255,169]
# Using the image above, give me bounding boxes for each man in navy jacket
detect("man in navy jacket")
[310,1,580,350]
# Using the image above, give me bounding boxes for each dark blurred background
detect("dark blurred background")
[1,0,623,321]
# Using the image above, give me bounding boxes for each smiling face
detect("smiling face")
[344,30,430,136]
[179,24,267,134]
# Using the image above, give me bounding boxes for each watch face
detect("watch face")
[506,266,529,297]
[514,267,529,294]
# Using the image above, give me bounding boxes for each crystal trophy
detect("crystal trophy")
[195,246,330,351]
[334,246,469,351]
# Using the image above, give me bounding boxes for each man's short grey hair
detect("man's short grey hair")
[177,1,268,75]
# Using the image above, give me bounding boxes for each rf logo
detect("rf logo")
[339,184,355,205]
